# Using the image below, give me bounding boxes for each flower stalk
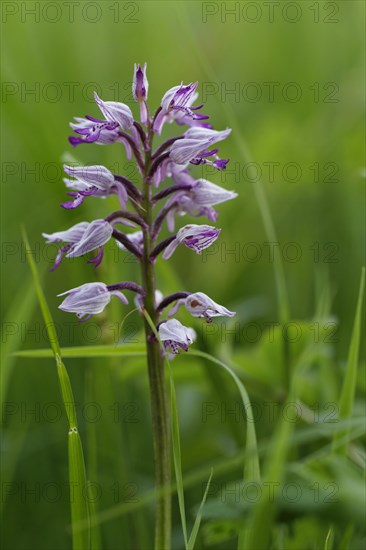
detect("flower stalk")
[140,129,172,549]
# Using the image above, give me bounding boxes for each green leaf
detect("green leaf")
[84,368,102,550]
[70,415,365,531]
[243,337,331,550]
[338,524,354,550]
[187,469,214,550]
[14,343,146,359]
[22,228,90,550]
[22,229,61,357]
[189,351,260,482]
[324,527,334,550]
[188,350,260,550]
[1,274,38,409]
[333,267,365,454]
[69,428,90,550]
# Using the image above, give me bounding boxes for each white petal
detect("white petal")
[66,220,113,258]
[42,222,89,244]
[162,238,179,260]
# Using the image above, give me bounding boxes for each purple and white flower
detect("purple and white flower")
[43,222,89,245]
[69,116,120,147]
[43,221,89,270]
[185,292,236,321]
[133,63,149,124]
[94,92,134,130]
[158,319,196,355]
[168,292,235,322]
[161,82,198,113]
[66,219,113,258]
[170,128,231,167]
[162,224,221,259]
[133,63,149,101]
[183,127,230,141]
[154,82,209,135]
[69,92,133,146]
[58,282,128,320]
[64,164,115,189]
[62,164,127,209]
[43,220,113,270]
[165,178,238,230]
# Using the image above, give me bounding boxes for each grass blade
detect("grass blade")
[187,468,213,550]
[22,228,90,549]
[1,274,38,410]
[338,524,354,550]
[189,351,260,482]
[13,344,146,359]
[70,413,365,535]
[332,267,365,454]
[244,338,332,550]
[84,368,102,550]
[188,351,260,549]
[324,527,334,550]
[22,239,60,356]
[69,428,90,550]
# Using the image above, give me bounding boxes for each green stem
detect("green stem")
[140,132,171,549]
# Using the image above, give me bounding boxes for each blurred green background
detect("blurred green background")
[1,1,365,549]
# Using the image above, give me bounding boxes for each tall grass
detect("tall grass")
[22,229,90,550]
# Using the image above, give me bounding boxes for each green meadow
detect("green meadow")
[1,2,365,549]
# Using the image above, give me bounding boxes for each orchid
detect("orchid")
[167,291,236,322]
[61,164,129,209]
[133,62,149,124]
[58,282,128,320]
[158,319,196,355]
[153,81,209,135]
[163,178,238,229]
[161,224,221,259]
[169,127,231,166]
[44,64,236,549]
[43,220,113,270]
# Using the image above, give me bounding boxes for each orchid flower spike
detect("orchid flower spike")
[47,65,242,550]
[50,65,236,367]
